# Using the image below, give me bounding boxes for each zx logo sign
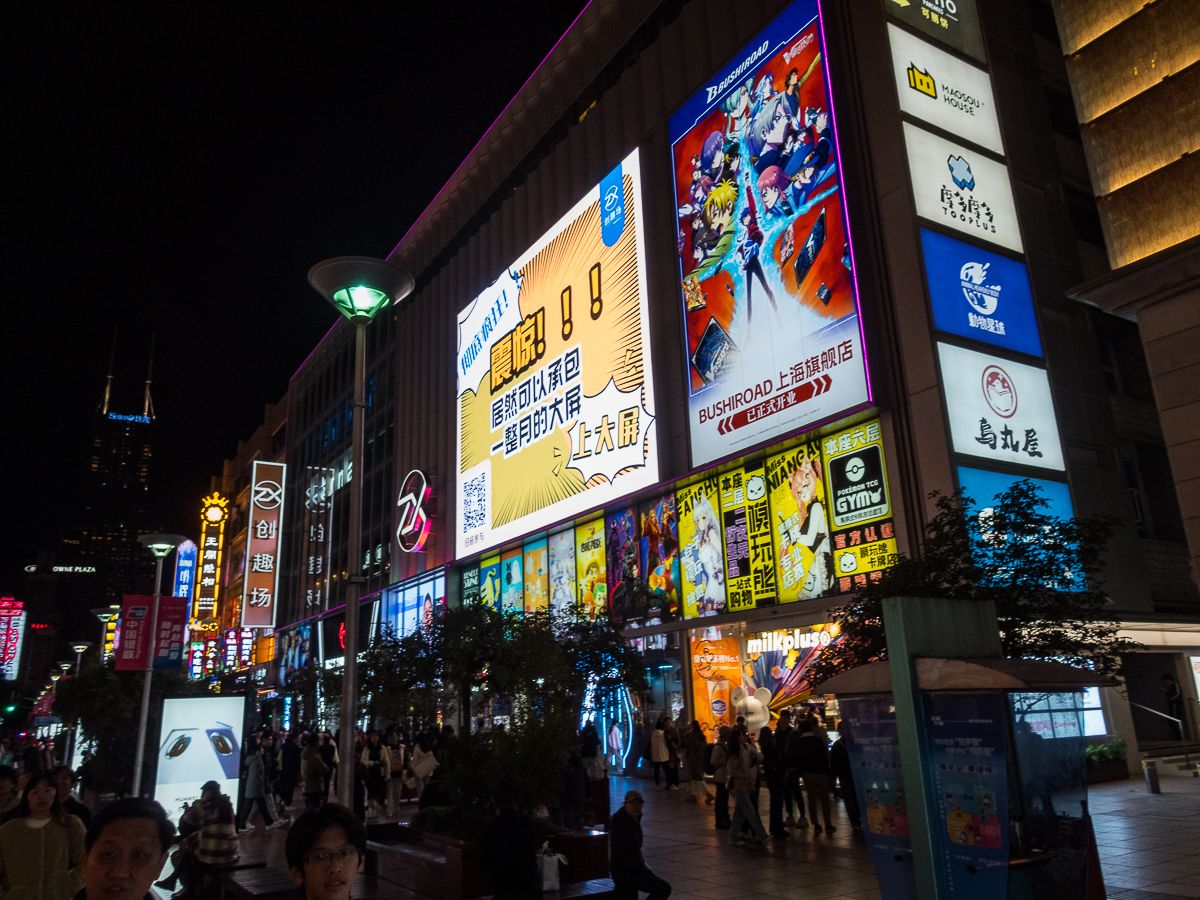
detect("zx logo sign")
[396,469,433,552]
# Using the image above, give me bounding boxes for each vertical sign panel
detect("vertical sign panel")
[300,466,334,612]
[522,539,549,613]
[574,519,606,619]
[243,461,286,629]
[153,597,189,671]
[677,476,726,618]
[0,600,25,682]
[766,440,834,602]
[639,493,681,620]
[548,529,576,617]
[194,495,229,622]
[669,0,871,467]
[116,596,152,671]
[172,540,198,604]
[883,0,985,62]
[822,420,899,592]
[155,695,246,826]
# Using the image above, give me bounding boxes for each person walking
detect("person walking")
[829,721,861,832]
[318,732,338,801]
[709,726,731,829]
[158,780,239,898]
[726,730,769,847]
[360,731,391,819]
[680,722,708,803]
[775,711,808,829]
[279,732,303,813]
[648,722,669,789]
[238,743,282,832]
[409,733,437,802]
[609,791,671,900]
[50,766,91,830]
[0,771,87,900]
[758,726,787,839]
[386,733,406,816]
[301,735,330,811]
[797,720,834,833]
[662,720,681,791]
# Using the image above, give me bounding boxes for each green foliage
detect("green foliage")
[1085,738,1127,766]
[52,657,213,793]
[809,483,1139,685]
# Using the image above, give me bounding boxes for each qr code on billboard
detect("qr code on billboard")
[462,473,487,533]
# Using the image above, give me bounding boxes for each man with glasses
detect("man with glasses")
[285,804,366,900]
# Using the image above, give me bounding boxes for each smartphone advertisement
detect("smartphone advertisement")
[154,695,247,824]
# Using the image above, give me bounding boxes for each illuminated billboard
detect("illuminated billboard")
[155,694,246,825]
[669,0,870,467]
[194,494,229,622]
[455,148,658,556]
[243,461,286,629]
[172,540,197,603]
[0,600,25,682]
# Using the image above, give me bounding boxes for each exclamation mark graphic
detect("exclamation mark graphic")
[589,263,602,320]
[561,286,572,340]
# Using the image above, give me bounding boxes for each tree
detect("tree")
[53,657,212,793]
[808,481,1140,685]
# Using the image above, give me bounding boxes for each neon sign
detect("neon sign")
[396,469,433,553]
[0,600,26,681]
[242,461,286,629]
[194,494,229,621]
[173,540,198,601]
[107,413,151,424]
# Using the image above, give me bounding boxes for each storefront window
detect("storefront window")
[1011,690,1106,739]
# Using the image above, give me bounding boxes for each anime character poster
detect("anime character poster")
[639,494,680,620]
[500,549,523,613]
[741,622,837,712]
[548,529,576,617]
[575,518,607,619]
[456,149,659,559]
[675,476,726,618]
[689,628,742,738]
[669,0,870,468]
[606,508,640,622]
[480,555,501,609]
[766,440,834,602]
[523,539,549,613]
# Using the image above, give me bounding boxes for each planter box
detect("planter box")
[365,822,609,899]
[1086,758,1129,784]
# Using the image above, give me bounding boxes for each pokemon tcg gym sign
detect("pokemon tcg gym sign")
[455,150,659,557]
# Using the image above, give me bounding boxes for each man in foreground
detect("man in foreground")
[75,798,174,900]
[609,790,671,900]
[286,803,366,900]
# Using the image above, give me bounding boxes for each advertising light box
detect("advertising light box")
[155,694,246,825]
[884,0,986,62]
[938,342,1064,471]
[921,229,1041,357]
[455,148,658,557]
[888,24,1002,154]
[668,0,870,467]
[956,466,1074,520]
[904,123,1023,253]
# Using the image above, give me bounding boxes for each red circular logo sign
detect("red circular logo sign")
[981,365,1017,418]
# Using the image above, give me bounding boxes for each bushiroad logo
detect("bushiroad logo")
[907,63,936,98]
[948,155,975,190]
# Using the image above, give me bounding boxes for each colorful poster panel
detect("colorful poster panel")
[480,555,501,609]
[548,529,576,617]
[689,628,742,740]
[766,440,835,602]
[742,623,837,714]
[606,508,640,623]
[455,149,658,558]
[575,518,607,619]
[676,476,726,618]
[639,494,680,621]
[523,539,549,613]
[718,466,776,612]
[669,0,870,466]
[500,549,523,613]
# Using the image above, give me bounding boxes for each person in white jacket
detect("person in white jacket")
[360,731,392,820]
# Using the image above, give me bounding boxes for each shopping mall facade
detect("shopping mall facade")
[201,0,1199,771]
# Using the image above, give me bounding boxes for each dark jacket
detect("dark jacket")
[829,738,852,781]
[777,725,802,770]
[479,808,538,896]
[281,741,302,775]
[609,806,650,881]
[63,797,91,829]
[796,732,830,776]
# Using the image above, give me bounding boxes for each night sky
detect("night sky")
[2,3,589,593]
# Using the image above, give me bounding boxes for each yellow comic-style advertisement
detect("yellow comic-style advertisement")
[480,556,501,609]
[766,441,835,602]
[575,517,607,619]
[676,476,726,618]
[455,149,658,558]
[523,539,548,613]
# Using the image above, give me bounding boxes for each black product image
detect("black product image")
[691,316,739,385]
[793,207,827,286]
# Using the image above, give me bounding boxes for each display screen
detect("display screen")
[669,0,870,467]
[275,623,311,689]
[155,695,246,825]
[455,149,658,557]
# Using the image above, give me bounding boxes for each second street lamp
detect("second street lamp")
[308,255,413,806]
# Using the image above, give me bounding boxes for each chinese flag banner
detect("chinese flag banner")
[153,597,189,671]
[116,596,153,670]
[243,461,286,629]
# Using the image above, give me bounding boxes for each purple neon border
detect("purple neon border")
[386,2,595,263]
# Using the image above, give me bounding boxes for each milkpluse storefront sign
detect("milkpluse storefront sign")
[242,460,286,629]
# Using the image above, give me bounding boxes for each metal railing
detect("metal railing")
[1129,701,1192,772]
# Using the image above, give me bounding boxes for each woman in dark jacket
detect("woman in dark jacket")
[758,726,787,838]
[797,720,834,833]
[681,721,709,803]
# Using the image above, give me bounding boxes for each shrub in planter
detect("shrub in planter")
[1086,738,1128,783]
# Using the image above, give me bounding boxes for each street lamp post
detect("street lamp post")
[91,608,119,661]
[65,644,90,768]
[132,533,188,797]
[308,256,413,805]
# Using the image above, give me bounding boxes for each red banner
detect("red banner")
[117,596,190,671]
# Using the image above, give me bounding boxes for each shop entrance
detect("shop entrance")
[1123,652,1187,746]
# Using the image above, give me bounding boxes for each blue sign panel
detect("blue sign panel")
[956,466,1073,519]
[172,540,197,601]
[921,229,1041,357]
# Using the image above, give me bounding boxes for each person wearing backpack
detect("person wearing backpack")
[797,720,834,833]
[709,726,731,829]
[775,711,808,829]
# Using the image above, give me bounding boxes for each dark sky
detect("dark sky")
[1,3,589,593]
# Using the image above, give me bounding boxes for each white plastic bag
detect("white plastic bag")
[538,842,568,891]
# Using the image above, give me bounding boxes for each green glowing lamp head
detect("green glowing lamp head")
[331,285,391,321]
[308,257,414,324]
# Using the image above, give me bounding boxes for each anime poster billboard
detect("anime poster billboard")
[676,476,727,618]
[669,0,870,468]
[456,149,658,558]
[523,539,549,613]
[548,529,576,617]
[639,494,680,620]
[766,440,834,602]
[575,518,607,618]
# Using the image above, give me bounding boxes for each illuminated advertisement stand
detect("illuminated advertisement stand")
[243,461,286,629]
[155,694,247,826]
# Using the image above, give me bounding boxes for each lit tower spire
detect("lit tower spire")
[99,328,117,415]
[142,332,156,420]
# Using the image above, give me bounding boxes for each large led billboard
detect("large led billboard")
[669,0,870,467]
[155,694,246,825]
[455,148,658,557]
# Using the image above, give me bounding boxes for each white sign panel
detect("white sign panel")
[888,24,1003,154]
[155,695,246,825]
[938,342,1063,471]
[903,123,1023,253]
